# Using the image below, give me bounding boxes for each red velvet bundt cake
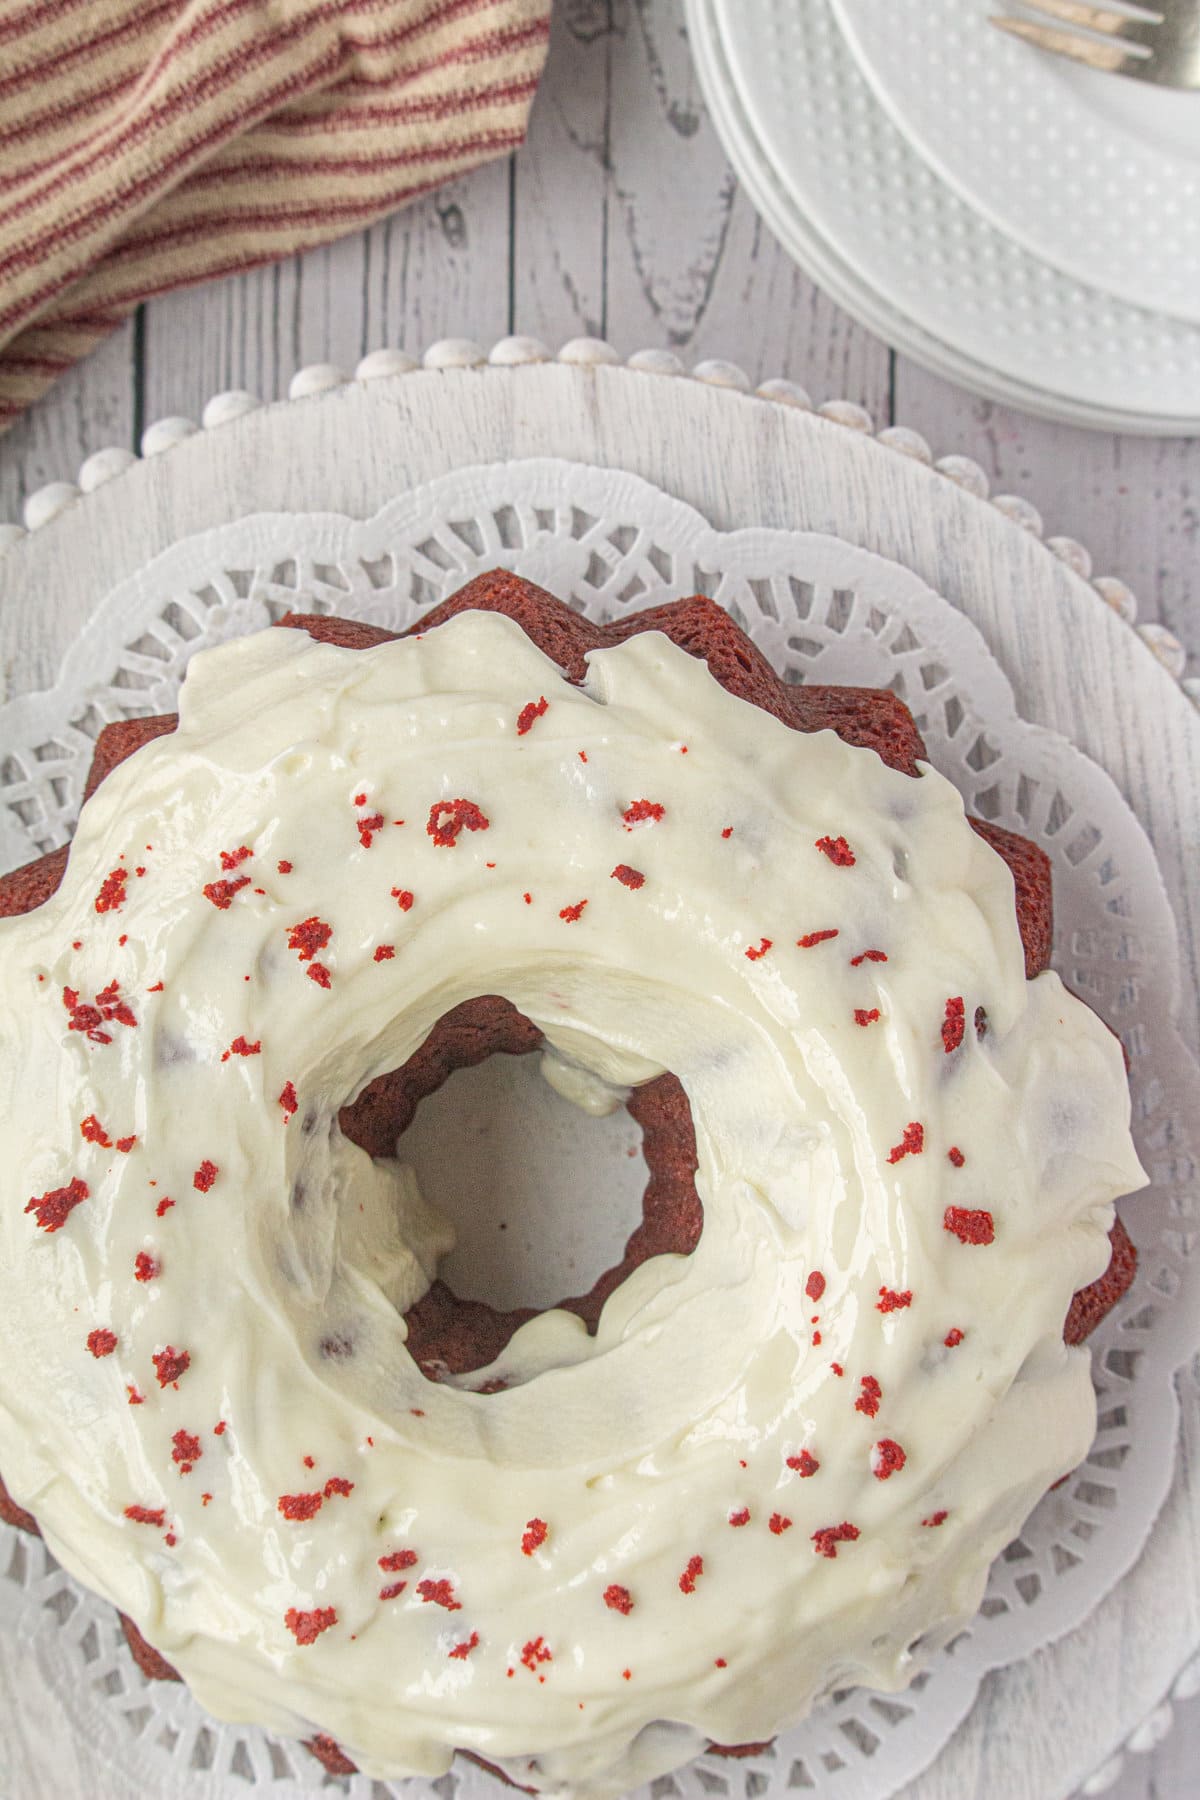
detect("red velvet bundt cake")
[0,572,1143,1794]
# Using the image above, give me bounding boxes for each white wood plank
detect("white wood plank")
[140,157,515,426]
[603,0,892,415]
[0,320,136,533]
[893,358,1200,667]
[511,0,609,346]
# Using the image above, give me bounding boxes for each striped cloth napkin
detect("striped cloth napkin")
[0,0,551,435]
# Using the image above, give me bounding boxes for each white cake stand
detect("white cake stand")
[0,342,1197,1800]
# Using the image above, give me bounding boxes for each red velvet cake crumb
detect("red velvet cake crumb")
[812,1522,860,1559]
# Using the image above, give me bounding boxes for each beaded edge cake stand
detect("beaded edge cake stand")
[0,339,1196,1800]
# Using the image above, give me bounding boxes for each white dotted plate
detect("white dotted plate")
[832,0,1200,329]
[686,0,1200,434]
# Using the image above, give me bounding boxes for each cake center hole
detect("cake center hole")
[400,1050,647,1313]
[339,998,702,1381]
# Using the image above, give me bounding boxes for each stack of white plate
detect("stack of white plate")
[685,0,1200,433]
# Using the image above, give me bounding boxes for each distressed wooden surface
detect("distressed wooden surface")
[0,2,1196,1797]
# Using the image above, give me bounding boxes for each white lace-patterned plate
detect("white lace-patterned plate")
[832,0,1200,329]
[685,0,1200,435]
[1,459,1197,1800]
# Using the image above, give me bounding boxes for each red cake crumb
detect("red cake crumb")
[745,937,772,961]
[944,1206,995,1246]
[379,1549,418,1571]
[449,1631,480,1658]
[171,1431,202,1473]
[854,1007,881,1026]
[944,1328,965,1348]
[285,1607,337,1646]
[306,1735,356,1776]
[922,1511,948,1529]
[193,1160,218,1191]
[887,1122,925,1164]
[769,1513,792,1535]
[25,1177,89,1233]
[116,1135,136,1153]
[392,887,415,911]
[417,1578,462,1612]
[87,1328,117,1357]
[221,1035,260,1061]
[154,1197,174,1217]
[872,1439,907,1480]
[279,1082,298,1118]
[812,1522,860,1559]
[942,996,966,1054]
[798,929,839,948]
[948,1146,966,1167]
[323,1476,353,1499]
[126,1386,144,1405]
[611,864,645,889]
[805,1271,826,1302]
[604,1584,633,1614]
[787,1450,820,1477]
[522,1518,548,1556]
[877,1288,912,1313]
[219,847,253,870]
[855,1375,882,1418]
[277,860,292,874]
[63,979,137,1043]
[306,962,332,988]
[621,799,664,828]
[374,945,396,961]
[278,1492,323,1521]
[94,868,128,913]
[202,876,250,909]
[559,900,588,923]
[378,1580,408,1602]
[357,813,385,848]
[815,835,855,866]
[728,1508,751,1527]
[81,1114,112,1146]
[287,916,332,961]
[850,949,887,966]
[427,799,490,847]
[152,1346,190,1387]
[517,696,548,735]
[679,1555,704,1594]
[124,1505,165,1527]
[521,1636,552,1672]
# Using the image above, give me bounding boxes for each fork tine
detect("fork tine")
[1009,0,1161,38]
[989,15,1143,70]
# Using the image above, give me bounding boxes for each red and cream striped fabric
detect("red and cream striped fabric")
[0,0,551,432]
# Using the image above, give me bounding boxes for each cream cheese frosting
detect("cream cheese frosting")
[0,612,1145,1796]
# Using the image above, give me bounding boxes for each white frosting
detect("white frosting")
[0,613,1145,1796]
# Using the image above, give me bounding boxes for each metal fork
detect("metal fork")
[989,0,1200,87]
